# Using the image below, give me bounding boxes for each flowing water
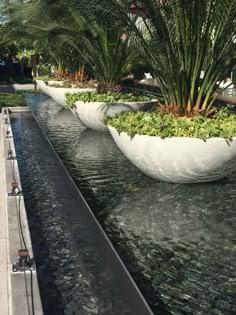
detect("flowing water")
[15,94,236,314]
[10,110,132,315]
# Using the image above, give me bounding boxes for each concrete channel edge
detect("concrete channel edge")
[1,107,43,315]
[2,105,155,315]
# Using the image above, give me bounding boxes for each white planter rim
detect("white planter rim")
[108,126,236,141]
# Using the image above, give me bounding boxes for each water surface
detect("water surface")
[25,94,236,315]
[11,110,131,315]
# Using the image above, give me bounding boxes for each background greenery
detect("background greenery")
[0,93,26,109]
[1,0,236,121]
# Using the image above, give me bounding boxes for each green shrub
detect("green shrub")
[105,108,236,139]
[65,92,154,109]
[0,93,26,109]
[16,89,43,94]
[38,64,51,76]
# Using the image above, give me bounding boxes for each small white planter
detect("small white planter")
[48,86,96,107]
[73,100,157,131]
[108,126,236,183]
[36,80,50,96]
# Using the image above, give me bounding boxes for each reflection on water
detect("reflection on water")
[26,94,236,315]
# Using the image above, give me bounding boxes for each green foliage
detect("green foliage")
[105,0,236,117]
[79,23,141,85]
[38,64,51,77]
[0,1,86,76]
[0,43,19,60]
[0,0,142,85]
[65,91,153,108]
[16,89,43,94]
[105,108,236,139]
[0,93,26,109]
[3,0,236,119]
[35,76,63,82]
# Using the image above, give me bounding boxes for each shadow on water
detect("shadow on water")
[24,94,236,315]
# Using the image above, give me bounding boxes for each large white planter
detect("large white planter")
[47,86,96,107]
[35,80,96,106]
[108,126,236,183]
[73,100,157,131]
[36,80,50,96]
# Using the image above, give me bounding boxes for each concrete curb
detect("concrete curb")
[1,107,43,315]
[0,113,10,315]
[8,107,30,113]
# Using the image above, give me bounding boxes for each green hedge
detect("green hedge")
[0,93,26,110]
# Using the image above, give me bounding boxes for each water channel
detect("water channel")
[11,94,236,315]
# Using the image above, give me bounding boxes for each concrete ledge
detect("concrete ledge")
[8,107,30,113]
[0,115,10,315]
[1,108,43,315]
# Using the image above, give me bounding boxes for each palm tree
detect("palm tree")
[70,21,140,92]
[98,0,236,116]
[28,0,141,91]
[1,0,142,91]
[0,0,87,77]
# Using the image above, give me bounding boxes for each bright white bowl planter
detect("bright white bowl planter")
[35,80,95,106]
[47,86,96,107]
[108,126,236,183]
[36,80,50,96]
[73,100,157,131]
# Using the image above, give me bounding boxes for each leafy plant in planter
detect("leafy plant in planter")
[106,0,236,117]
[105,107,236,139]
[60,18,157,131]
[65,90,157,131]
[79,22,140,93]
[104,0,236,183]
[65,91,153,109]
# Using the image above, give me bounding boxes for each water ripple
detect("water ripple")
[26,94,236,315]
